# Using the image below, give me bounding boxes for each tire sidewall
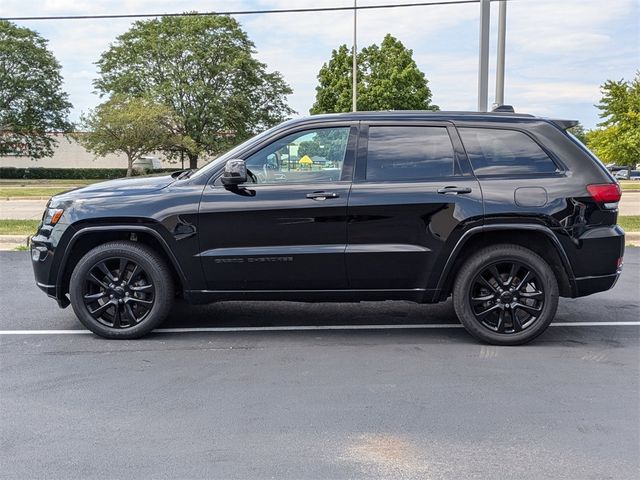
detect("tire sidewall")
[70,243,173,339]
[453,246,559,346]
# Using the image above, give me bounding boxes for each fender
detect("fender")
[434,223,577,301]
[54,224,190,305]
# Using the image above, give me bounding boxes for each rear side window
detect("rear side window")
[366,126,455,181]
[459,128,558,175]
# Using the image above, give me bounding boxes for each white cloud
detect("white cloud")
[1,0,638,128]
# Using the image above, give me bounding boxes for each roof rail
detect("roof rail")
[492,104,515,113]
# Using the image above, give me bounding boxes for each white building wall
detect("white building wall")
[0,134,210,169]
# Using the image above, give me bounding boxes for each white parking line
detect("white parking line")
[0,321,638,335]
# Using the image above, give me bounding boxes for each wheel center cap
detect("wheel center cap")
[501,291,513,303]
[113,286,125,298]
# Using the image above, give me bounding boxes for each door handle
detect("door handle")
[306,191,340,200]
[437,186,472,195]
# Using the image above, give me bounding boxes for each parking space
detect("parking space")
[1,250,639,479]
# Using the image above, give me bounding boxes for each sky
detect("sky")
[1,0,638,129]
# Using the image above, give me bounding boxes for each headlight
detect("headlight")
[42,208,64,226]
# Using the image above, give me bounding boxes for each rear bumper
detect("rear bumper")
[574,271,621,297]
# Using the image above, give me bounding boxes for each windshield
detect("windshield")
[190,124,285,179]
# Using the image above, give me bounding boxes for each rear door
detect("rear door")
[346,122,483,294]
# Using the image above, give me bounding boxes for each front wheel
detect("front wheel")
[69,241,174,339]
[453,244,559,345]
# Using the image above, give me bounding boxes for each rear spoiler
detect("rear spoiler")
[550,119,579,130]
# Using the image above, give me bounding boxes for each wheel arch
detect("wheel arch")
[56,224,188,304]
[435,224,576,301]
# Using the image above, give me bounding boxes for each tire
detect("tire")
[453,244,559,346]
[69,241,174,339]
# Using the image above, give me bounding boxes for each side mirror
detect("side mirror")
[221,159,247,186]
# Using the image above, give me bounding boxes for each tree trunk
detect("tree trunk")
[127,154,133,177]
[188,152,198,170]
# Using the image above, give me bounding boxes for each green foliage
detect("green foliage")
[0,167,178,180]
[586,73,640,168]
[0,20,72,159]
[311,34,438,114]
[94,14,294,168]
[568,122,588,144]
[76,95,189,176]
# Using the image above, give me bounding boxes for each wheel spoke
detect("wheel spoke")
[126,297,153,306]
[97,262,116,282]
[489,266,504,287]
[471,294,495,304]
[84,292,107,304]
[476,304,500,318]
[519,290,544,300]
[126,265,141,286]
[513,302,542,317]
[88,300,114,319]
[496,309,506,333]
[477,275,498,294]
[506,263,519,287]
[511,311,523,332]
[515,270,532,291]
[129,284,153,293]
[124,303,138,325]
[88,273,110,289]
[112,304,121,328]
[118,258,129,279]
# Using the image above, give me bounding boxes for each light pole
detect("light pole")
[495,0,507,106]
[352,0,357,112]
[477,0,490,112]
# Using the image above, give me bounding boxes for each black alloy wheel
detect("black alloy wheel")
[70,241,174,339]
[83,257,155,329]
[469,261,545,334]
[453,244,559,345]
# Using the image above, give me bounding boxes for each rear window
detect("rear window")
[459,128,558,175]
[366,126,455,181]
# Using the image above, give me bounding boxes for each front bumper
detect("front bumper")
[31,223,74,308]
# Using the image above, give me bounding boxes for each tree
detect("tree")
[311,34,438,114]
[568,122,588,144]
[94,14,294,169]
[76,95,192,176]
[586,73,640,169]
[0,20,72,158]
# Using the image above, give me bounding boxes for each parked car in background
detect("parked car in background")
[628,170,640,181]
[614,169,629,180]
[31,110,625,345]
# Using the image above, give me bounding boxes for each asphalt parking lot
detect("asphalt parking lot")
[1,250,639,479]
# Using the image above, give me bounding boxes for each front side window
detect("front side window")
[459,128,558,175]
[365,126,456,181]
[244,127,350,184]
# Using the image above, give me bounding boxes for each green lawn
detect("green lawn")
[0,179,97,198]
[620,181,640,192]
[0,219,40,235]
[619,215,640,232]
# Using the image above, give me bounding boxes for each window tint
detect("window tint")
[459,128,558,175]
[244,127,350,184]
[366,126,455,181]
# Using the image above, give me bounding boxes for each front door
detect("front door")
[198,125,357,291]
[346,123,483,294]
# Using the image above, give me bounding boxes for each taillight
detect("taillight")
[587,183,621,208]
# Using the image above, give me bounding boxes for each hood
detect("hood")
[52,174,176,201]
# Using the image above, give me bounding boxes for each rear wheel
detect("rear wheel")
[70,241,174,339]
[453,244,559,345]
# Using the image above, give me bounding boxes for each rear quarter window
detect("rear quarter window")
[459,127,558,175]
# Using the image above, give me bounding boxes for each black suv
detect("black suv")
[31,111,625,344]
